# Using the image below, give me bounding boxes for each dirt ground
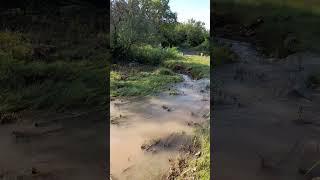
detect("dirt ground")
[0,109,106,180]
[213,38,320,180]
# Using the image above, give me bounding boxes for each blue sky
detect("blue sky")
[169,0,210,30]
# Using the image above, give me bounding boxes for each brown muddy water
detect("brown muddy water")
[0,109,106,180]
[213,38,320,180]
[110,75,210,180]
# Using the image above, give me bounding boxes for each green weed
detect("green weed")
[111,67,182,97]
[163,55,210,79]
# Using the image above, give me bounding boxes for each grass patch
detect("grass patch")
[0,56,107,112]
[111,66,182,97]
[191,123,210,179]
[179,121,210,180]
[163,55,210,79]
[123,45,181,65]
[212,43,237,66]
[0,31,32,60]
[0,34,108,113]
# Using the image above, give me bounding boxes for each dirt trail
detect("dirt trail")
[0,109,106,180]
[213,38,320,180]
[110,75,210,179]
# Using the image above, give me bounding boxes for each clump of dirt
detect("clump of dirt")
[141,132,197,154]
[168,89,182,96]
[141,139,161,152]
[110,114,127,125]
[162,105,172,112]
[172,65,194,79]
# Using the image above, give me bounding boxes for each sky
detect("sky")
[169,0,210,30]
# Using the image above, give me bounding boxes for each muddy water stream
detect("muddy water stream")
[110,75,210,179]
[213,38,320,180]
[0,110,106,180]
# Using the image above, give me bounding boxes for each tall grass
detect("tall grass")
[0,31,32,60]
[129,45,181,65]
[111,67,182,97]
[0,31,108,112]
[163,55,210,79]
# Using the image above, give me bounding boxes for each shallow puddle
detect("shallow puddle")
[110,74,210,179]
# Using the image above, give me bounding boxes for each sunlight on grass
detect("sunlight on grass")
[111,67,182,97]
[163,55,210,79]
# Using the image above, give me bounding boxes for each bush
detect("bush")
[212,45,237,66]
[0,56,77,89]
[129,45,181,65]
[192,38,210,54]
[110,67,182,97]
[0,55,107,112]
[155,67,174,75]
[0,31,32,60]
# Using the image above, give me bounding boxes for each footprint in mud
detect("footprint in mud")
[140,132,198,154]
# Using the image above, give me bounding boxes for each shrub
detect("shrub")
[0,31,32,60]
[129,45,181,65]
[212,45,237,66]
[155,67,174,75]
[192,38,210,54]
[0,55,107,112]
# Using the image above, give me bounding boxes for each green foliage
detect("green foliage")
[192,122,210,179]
[192,38,210,54]
[183,19,208,47]
[129,45,181,65]
[111,0,208,60]
[163,20,209,48]
[111,67,182,97]
[178,120,210,180]
[155,67,175,75]
[0,53,107,112]
[0,3,109,113]
[212,44,237,66]
[111,0,177,52]
[0,31,32,60]
[163,55,210,79]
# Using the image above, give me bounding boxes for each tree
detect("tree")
[111,0,177,55]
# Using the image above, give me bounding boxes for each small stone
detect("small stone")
[195,151,201,157]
